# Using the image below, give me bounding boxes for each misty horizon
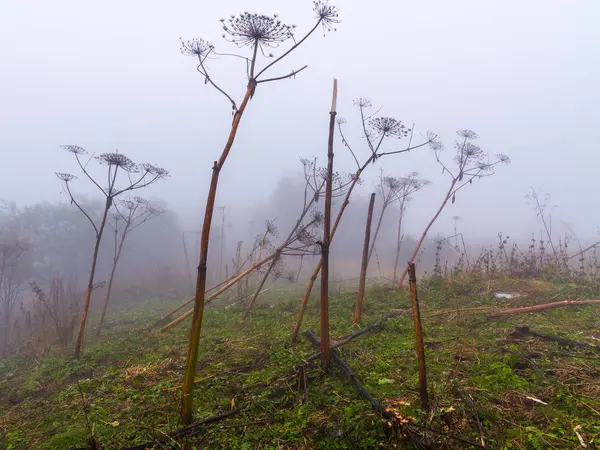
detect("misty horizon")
[1,0,599,245]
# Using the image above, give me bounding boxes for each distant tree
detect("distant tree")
[0,241,28,358]
[56,146,168,358]
[397,130,510,286]
[0,204,28,357]
[96,197,162,336]
[178,1,340,424]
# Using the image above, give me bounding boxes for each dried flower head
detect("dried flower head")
[313,1,340,32]
[477,161,494,171]
[179,38,214,58]
[455,142,485,166]
[140,163,169,178]
[122,199,137,210]
[61,145,87,155]
[457,129,479,140]
[426,132,444,151]
[297,228,316,246]
[56,172,77,183]
[353,97,372,108]
[368,117,409,139]
[272,252,285,280]
[133,196,148,205]
[96,153,137,172]
[265,219,279,237]
[336,117,346,125]
[497,153,511,164]
[310,209,324,226]
[383,176,402,192]
[221,13,294,48]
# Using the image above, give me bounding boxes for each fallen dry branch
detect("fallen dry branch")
[305,309,407,363]
[148,281,226,329]
[304,330,391,417]
[427,306,496,318]
[487,299,600,318]
[512,326,600,352]
[160,256,275,331]
[304,330,483,449]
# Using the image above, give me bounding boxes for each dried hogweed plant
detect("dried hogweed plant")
[179,2,340,424]
[56,145,168,358]
[397,129,510,286]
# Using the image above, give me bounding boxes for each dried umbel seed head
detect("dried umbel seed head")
[310,209,324,226]
[265,219,279,238]
[297,228,316,246]
[352,97,372,108]
[457,129,479,140]
[56,172,77,183]
[179,38,214,58]
[96,153,137,172]
[313,1,340,32]
[497,153,511,164]
[122,199,137,210]
[140,163,169,178]
[369,117,410,139]
[61,145,87,155]
[221,13,294,48]
[133,196,148,205]
[383,176,402,192]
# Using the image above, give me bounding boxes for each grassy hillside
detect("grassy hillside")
[1,278,599,449]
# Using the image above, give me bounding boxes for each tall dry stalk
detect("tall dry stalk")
[354,192,375,324]
[57,147,167,358]
[318,79,338,372]
[397,130,510,286]
[179,3,340,424]
[408,263,428,410]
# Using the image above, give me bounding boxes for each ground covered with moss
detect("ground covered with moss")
[1,278,599,449]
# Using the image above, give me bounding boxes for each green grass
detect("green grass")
[1,278,599,449]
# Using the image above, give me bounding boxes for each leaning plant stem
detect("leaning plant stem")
[163,251,277,331]
[319,79,337,372]
[392,201,406,284]
[181,80,255,425]
[397,178,458,287]
[74,197,112,358]
[367,202,389,264]
[354,193,375,324]
[96,225,128,336]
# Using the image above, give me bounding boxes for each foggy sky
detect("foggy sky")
[1,0,599,244]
